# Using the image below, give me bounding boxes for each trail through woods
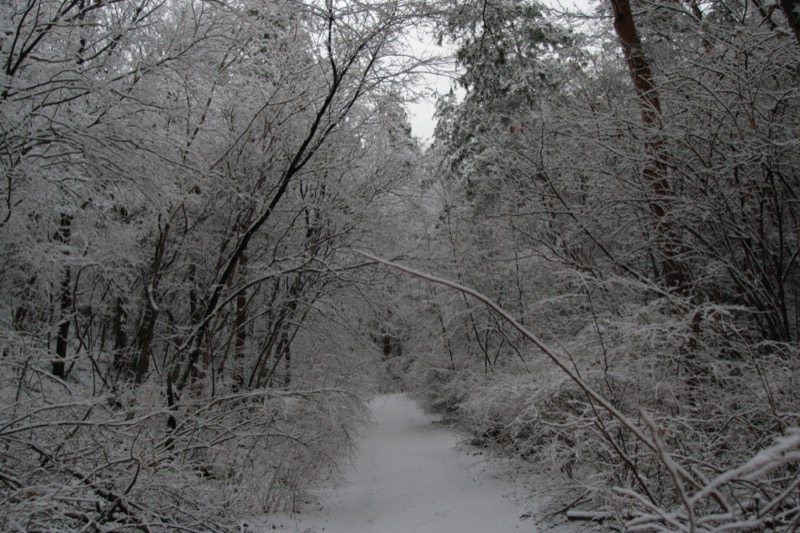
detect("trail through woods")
[265,394,541,532]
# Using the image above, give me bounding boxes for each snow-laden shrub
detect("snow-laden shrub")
[546,294,800,529]
[0,348,371,532]
[405,271,800,531]
[407,362,482,422]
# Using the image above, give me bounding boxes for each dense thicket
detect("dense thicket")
[0,0,424,529]
[3,0,800,531]
[402,0,800,530]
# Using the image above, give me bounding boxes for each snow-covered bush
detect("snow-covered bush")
[402,263,800,531]
[0,346,370,531]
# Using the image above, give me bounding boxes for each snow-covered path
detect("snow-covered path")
[270,393,536,533]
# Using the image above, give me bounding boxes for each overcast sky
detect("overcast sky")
[406,65,462,143]
[403,39,458,144]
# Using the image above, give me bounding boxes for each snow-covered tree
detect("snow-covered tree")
[0,0,431,529]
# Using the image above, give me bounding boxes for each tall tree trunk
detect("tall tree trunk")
[131,222,169,383]
[263,319,293,389]
[282,325,291,388]
[232,251,249,392]
[609,0,685,289]
[110,296,129,372]
[262,277,307,388]
[53,213,73,379]
[383,334,392,358]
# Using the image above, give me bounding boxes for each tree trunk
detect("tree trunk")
[232,252,249,392]
[609,0,685,289]
[383,334,392,358]
[131,222,169,383]
[53,213,73,379]
[110,296,129,371]
[282,325,291,388]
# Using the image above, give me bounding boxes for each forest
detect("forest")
[1,0,799,531]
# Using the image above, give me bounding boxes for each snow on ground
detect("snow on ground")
[263,393,541,533]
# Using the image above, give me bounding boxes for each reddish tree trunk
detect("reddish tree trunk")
[610,0,685,289]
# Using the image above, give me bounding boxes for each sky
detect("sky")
[406,72,453,144]
[403,34,460,144]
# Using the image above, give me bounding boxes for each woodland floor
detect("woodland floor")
[258,393,584,533]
